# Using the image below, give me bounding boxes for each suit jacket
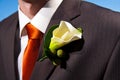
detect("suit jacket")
[0,0,120,80]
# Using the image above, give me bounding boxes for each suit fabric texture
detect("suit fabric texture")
[0,0,120,80]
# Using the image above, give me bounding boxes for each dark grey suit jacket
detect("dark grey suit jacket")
[0,0,120,80]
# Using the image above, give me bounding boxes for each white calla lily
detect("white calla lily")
[49,21,82,53]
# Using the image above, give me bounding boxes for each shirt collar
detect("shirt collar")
[18,0,63,37]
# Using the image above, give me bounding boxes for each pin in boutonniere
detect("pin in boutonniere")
[40,21,83,66]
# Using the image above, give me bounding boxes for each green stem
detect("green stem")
[39,56,48,61]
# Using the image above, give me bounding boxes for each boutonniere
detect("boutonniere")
[40,21,83,66]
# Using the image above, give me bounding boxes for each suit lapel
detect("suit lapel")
[31,0,82,80]
[1,12,19,80]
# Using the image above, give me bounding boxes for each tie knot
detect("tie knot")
[25,23,43,39]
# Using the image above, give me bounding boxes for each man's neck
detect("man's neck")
[18,0,48,19]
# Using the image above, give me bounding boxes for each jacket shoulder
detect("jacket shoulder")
[0,12,18,27]
[81,1,120,31]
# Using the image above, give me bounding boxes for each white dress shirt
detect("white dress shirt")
[18,0,63,80]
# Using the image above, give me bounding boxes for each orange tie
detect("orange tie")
[22,23,43,80]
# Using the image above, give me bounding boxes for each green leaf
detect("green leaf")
[40,25,59,61]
